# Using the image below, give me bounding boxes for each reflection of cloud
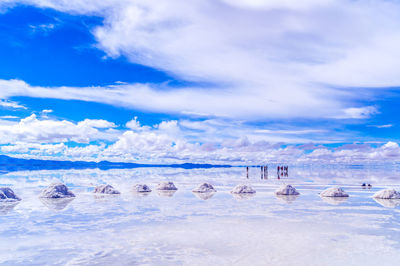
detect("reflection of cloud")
[0,202,19,215]
[157,190,177,198]
[40,197,74,211]
[321,196,348,205]
[193,192,215,200]
[373,198,400,208]
[275,195,298,204]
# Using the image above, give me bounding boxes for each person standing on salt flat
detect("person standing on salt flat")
[261,166,264,179]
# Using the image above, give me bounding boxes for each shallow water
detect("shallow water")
[0,166,400,266]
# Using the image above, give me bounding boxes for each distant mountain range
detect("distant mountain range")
[0,155,232,173]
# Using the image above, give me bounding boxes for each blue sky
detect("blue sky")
[1,1,400,164]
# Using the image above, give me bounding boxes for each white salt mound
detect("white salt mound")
[275,184,299,196]
[320,187,349,197]
[373,189,400,199]
[0,187,21,202]
[133,184,152,193]
[157,182,178,191]
[40,183,75,198]
[94,184,120,194]
[231,184,256,194]
[192,183,216,193]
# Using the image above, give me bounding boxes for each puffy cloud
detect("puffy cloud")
[0,114,119,144]
[1,115,400,164]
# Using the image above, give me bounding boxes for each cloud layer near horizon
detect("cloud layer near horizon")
[0,114,399,165]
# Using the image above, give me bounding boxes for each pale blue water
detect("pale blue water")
[0,167,399,265]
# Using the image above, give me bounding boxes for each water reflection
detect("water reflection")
[0,202,19,215]
[94,194,120,200]
[193,192,215,200]
[1,167,400,265]
[232,193,256,200]
[373,198,400,208]
[40,197,74,211]
[157,190,177,197]
[275,195,299,204]
[321,196,349,205]
[132,191,151,198]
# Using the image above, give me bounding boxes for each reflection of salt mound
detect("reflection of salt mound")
[157,182,178,191]
[0,187,21,202]
[231,184,256,194]
[0,202,19,215]
[192,183,216,193]
[321,196,348,205]
[373,189,400,199]
[373,198,400,208]
[40,197,74,211]
[275,184,299,195]
[157,190,177,197]
[94,184,120,194]
[232,192,255,200]
[193,192,215,200]
[275,194,298,204]
[320,187,349,197]
[39,183,75,198]
[133,184,152,193]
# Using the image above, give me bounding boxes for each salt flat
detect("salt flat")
[0,166,399,266]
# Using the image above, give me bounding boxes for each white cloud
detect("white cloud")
[341,106,379,119]
[1,0,400,120]
[0,99,27,109]
[0,115,399,164]
[0,114,119,144]
[0,115,19,119]
[125,116,150,131]
[369,124,393,129]
[29,23,55,34]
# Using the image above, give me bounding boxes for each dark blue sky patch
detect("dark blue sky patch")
[0,6,171,87]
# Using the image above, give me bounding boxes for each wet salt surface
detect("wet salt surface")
[1,166,400,266]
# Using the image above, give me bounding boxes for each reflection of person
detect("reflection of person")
[246,166,249,178]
